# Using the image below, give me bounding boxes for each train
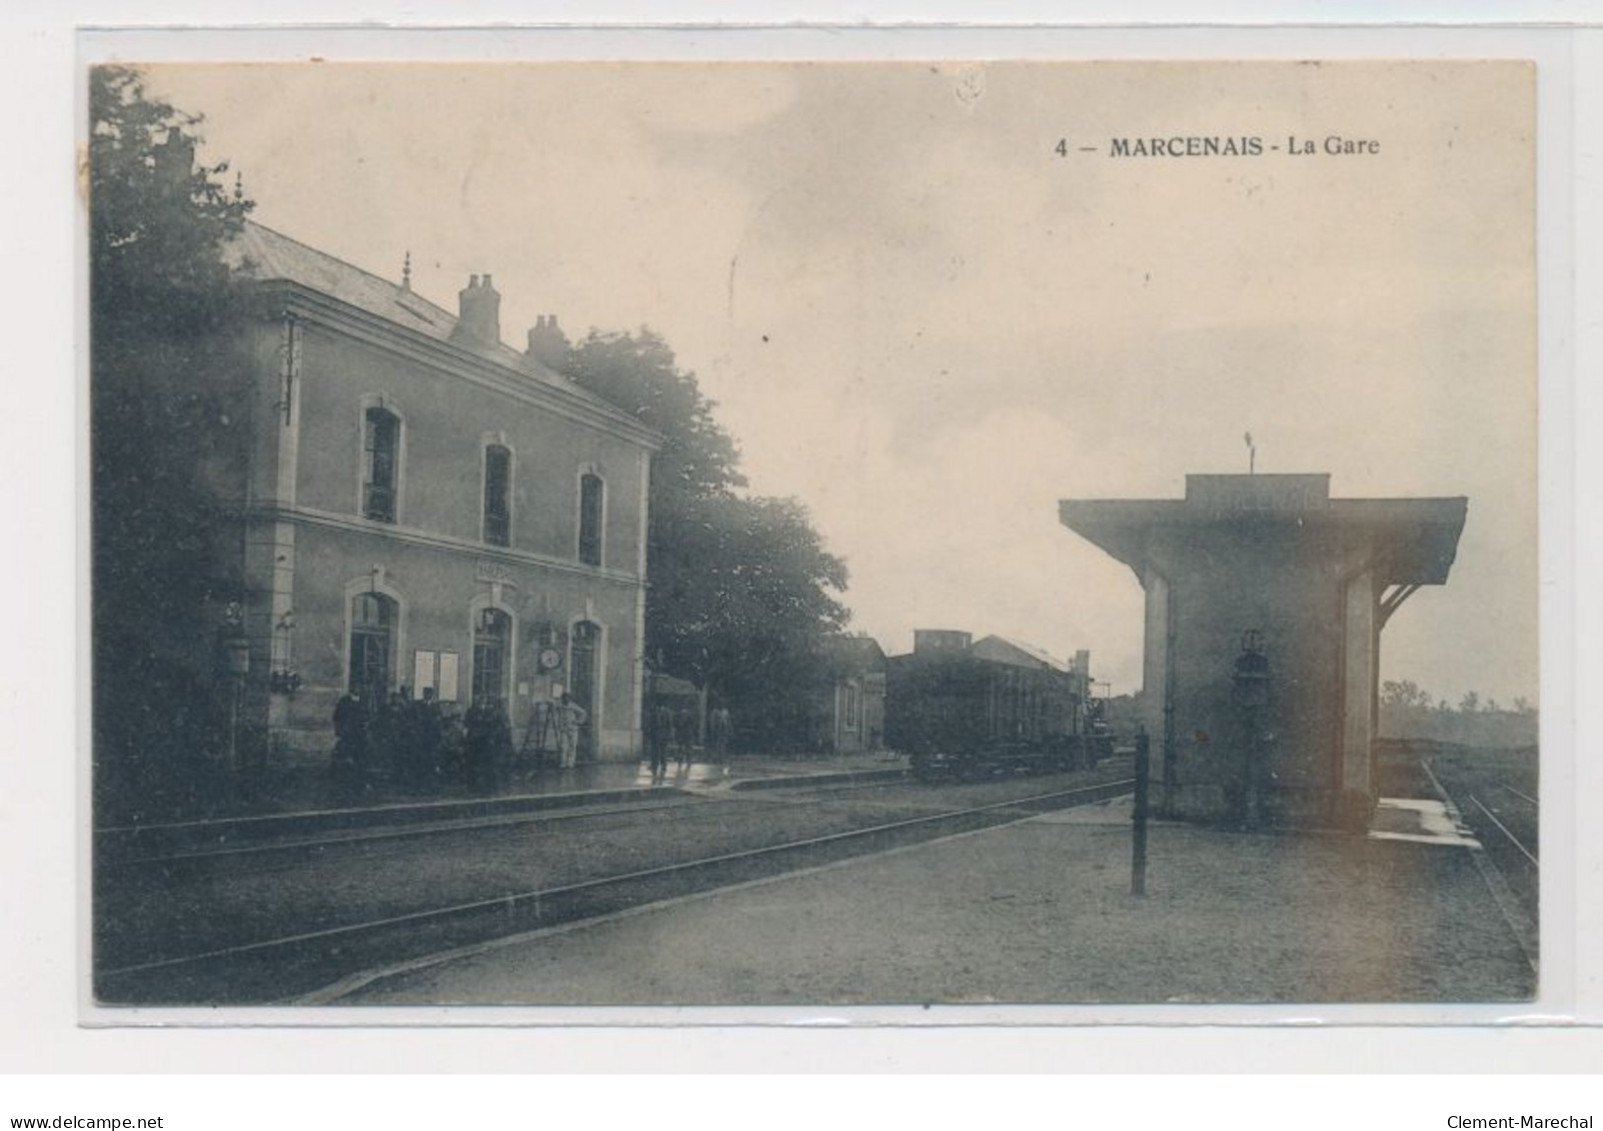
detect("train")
[885,631,1112,781]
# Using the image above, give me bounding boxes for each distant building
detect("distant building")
[968,633,1068,674]
[911,629,973,656]
[811,636,888,754]
[1060,473,1467,827]
[212,222,660,764]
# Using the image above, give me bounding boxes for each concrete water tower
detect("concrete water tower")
[1059,474,1466,828]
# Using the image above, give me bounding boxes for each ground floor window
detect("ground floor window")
[349,592,397,698]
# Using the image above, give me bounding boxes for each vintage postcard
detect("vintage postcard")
[86,58,1538,1016]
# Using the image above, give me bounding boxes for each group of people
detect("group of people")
[333,686,464,788]
[646,701,734,779]
[331,687,592,791]
[333,685,750,790]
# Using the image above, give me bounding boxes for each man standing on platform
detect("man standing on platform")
[709,705,733,765]
[554,692,588,769]
[648,699,673,780]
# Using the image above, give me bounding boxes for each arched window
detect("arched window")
[363,407,400,522]
[578,473,604,566]
[483,444,511,546]
[472,607,512,706]
[349,591,397,698]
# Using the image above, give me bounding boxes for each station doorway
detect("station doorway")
[570,621,599,761]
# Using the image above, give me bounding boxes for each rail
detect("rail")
[1469,794,1538,867]
[101,775,924,868]
[101,796,711,868]
[96,776,1133,1004]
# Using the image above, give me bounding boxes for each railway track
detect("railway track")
[94,783,690,860]
[97,776,930,871]
[1469,794,1538,867]
[1421,753,1539,969]
[95,776,1133,1006]
[99,794,717,870]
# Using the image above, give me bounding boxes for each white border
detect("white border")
[5,8,1594,1077]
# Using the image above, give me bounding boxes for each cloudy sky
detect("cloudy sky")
[145,60,1537,704]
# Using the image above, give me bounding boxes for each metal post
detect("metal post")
[228,679,240,773]
[1232,631,1270,832]
[1132,726,1150,897]
[221,606,251,774]
[1243,705,1261,832]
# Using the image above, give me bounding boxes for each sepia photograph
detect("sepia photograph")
[86,58,1539,1013]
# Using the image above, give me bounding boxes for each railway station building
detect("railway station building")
[1059,474,1467,828]
[209,222,661,765]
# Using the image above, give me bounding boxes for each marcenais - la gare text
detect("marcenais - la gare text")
[1107,135,1380,157]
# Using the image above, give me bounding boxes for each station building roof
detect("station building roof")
[225,221,642,429]
[1059,473,1468,585]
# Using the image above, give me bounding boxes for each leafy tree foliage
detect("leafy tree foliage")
[1385,679,1533,719]
[563,330,746,502]
[90,66,255,802]
[1379,680,1537,750]
[1379,679,1431,711]
[562,330,850,731]
[91,67,251,337]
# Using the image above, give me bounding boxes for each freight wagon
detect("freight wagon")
[885,632,1091,781]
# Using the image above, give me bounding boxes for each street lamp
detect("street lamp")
[270,610,301,695]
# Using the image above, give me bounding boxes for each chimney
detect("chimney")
[1074,648,1091,699]
[451,273,501,347]
[153,129,195,192]
[524,313,571,372]
[913,629,972,655]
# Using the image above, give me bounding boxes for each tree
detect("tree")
[91,67,251,338]
[1458,691,1480,714]
[690,495,849,673]
[90,66,255,804]
[561,330,850,718]
[1381,679,1430,711]
[563,330,746,503]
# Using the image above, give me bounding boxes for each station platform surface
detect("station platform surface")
[96,750,909,833]
[333,795,1538,1010]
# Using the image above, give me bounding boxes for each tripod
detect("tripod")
[519,699,560,770]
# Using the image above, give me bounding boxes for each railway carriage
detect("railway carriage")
[885,632,1089,781]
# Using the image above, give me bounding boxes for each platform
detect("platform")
[333,794,1536,1008]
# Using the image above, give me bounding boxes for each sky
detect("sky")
[143,60,1537,704]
